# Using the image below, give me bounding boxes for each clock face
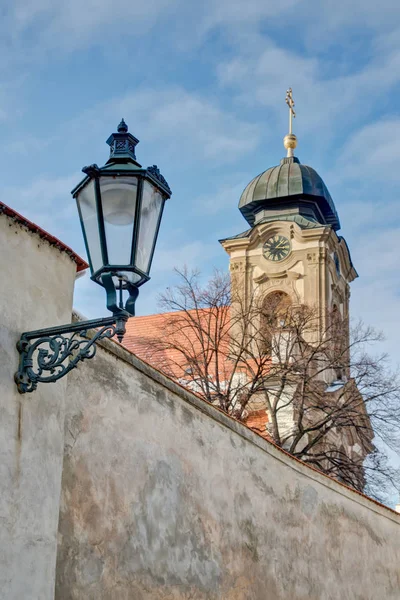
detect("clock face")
[263,235,291,262]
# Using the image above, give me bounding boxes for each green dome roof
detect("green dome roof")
[239,156,340,231]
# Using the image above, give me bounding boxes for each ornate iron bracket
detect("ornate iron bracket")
[14,312,129,394]
[14,273,137,394]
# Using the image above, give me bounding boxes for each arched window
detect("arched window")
[263,291,291,325]
[261,291,291,352]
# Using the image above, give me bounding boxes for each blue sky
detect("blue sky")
[2,0,400,368]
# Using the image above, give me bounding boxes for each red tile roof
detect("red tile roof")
[123,307,234,380]
[123,308,270,436]
[0,201,88,272]
[245,409,270,440]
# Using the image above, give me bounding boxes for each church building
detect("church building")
[123,90,373,490]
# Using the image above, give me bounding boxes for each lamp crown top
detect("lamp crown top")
[106,118,140,163]
[117,118,128,133]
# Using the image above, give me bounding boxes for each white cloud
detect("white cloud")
[215,38,400,151]
[2,0,301,56]
[143,239,225,315]
[200,0,299,31]
[0,74,28,122]
[19,86,260,171]
[108,88,260,165]
[0,173,79,234]
[152,239,219,274]
[300,0,400,33]
[3,0,175,51]
[351,277,400,365]
[334,119,400,183]
[192,177,250,215]
[2,0,400,73]
[337,201,400,367]
[352,228,400,276]
[339,197,397,232]
[1,0,399,131]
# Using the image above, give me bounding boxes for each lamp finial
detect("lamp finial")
[117,118,128,133]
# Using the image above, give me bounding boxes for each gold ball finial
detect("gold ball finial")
[283,133,297,157]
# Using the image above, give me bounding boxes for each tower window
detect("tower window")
[334,252,340,276]
[261,291,292,352]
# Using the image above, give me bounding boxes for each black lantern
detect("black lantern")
[15,120,171,393]
[72,119,171,309]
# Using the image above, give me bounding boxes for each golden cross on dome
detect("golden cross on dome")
[285,88,296,135]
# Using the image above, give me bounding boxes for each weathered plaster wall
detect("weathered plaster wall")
[57,338,400,600]
[0,214,78,600]
[2,207,399,600]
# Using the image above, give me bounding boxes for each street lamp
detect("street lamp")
[15,119,171,394]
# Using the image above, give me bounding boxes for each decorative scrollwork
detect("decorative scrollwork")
[147,164,171,193]
[15,313,128,394]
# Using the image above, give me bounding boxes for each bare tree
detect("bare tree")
[139,267,400,503]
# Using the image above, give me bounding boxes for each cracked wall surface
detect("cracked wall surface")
[56,339,400,600]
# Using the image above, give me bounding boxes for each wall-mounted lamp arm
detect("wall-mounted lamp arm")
[14,311,129,394]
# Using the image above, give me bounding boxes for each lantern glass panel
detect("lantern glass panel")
[100,176,138,266]
[136,180,164,274]
[76,179,103,273]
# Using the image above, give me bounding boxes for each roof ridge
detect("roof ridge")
[128,305,230,321]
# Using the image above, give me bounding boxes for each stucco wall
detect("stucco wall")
[2,208,400,600]
[57,337,400,600]
[0,213,78,600]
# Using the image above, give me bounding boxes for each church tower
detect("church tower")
[220,90,372,489]
[221,89,357,353]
